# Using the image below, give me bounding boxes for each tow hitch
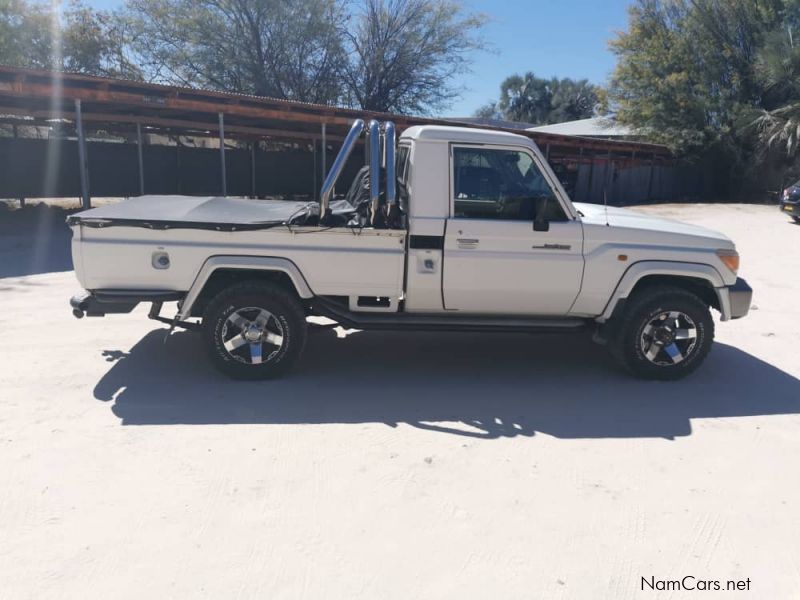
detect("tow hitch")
[70,291,140,318]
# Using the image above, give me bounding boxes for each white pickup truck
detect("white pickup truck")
[69,119,752,380]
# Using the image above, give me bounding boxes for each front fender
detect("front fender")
[597,261,729,322]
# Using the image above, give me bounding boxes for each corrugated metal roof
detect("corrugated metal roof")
[443,117,537,130]
[0,65,669,159]
[527,117,635,138]
[0,63,427,120]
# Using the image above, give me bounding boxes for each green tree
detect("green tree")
[475,72,601,125]
[747,104,800,159]
[473,101,500,120]
[62,3,140,78]
[740,3,800,186]
[124,0,348,103]
[548,77,600,122]
[609,0,791,152]
[343,0,487,113]
[0,0,50,69]
[609,0,800,193]
[124,0,486,112]
[0,0,139,78]
[610,1,707,153]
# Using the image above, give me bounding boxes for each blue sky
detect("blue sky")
[449,0,631,116]
[85,0,633,117]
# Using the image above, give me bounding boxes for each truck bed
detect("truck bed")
[67,195,357,230]
[69,196,405,299]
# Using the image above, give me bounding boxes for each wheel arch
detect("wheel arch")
[599,261,729,323]
[178,256,314,320]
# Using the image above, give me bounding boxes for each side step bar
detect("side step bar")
[312,297,589,333]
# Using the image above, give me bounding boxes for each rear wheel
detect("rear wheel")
[202,281,307,380]
[609,286,714,380]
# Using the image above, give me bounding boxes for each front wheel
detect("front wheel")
[609,286,714,380]
[202,281,307,380]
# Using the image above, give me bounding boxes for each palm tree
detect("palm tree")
[745,104,800,158]
[742,20,800,184]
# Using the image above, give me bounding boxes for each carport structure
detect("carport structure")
[0,65,674,208]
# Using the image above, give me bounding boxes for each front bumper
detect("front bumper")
[780,199,799,217]
[724,278,752,320]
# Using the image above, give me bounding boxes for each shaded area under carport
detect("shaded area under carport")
[0,65,694,208]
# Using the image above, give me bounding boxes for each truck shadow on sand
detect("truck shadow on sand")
[0,205,74,278]
[94,328,800,439]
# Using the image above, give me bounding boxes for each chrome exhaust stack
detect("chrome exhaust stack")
[367,120,381,226]
[382,122,397,225]
[383,121,396,207]
[318,118,397,226]
[320,118,364,220]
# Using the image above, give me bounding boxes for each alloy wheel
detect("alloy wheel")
[220,306,285,365]
[639,310,698,366]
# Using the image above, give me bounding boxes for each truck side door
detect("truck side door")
[442,145,584,315]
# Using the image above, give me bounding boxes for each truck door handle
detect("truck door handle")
[457,238,479,248]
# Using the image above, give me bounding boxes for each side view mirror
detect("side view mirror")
[533,196,551,232]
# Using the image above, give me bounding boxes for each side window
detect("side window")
[396,145,410,210]
[396,145,409,184]
[452,147,566,222]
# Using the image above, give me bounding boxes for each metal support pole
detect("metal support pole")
[136,123,145,196]
[586,155,595,203]
[13,126,23,208]
[176,144,181,194]
[321,122,327,181]
[218,112,227,196]
[75,99,90,209]
[250,141,257,198]
[646,155,655,201]
[606,160,616,205]
[313,138,318,201]
[545,143,550,162]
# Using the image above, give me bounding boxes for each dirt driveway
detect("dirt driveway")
[1,204,798,599]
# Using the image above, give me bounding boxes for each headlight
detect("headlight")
[716,249,740,276]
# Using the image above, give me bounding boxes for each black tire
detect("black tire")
[202,281,307,380]
[609,286,714,380]
[793,216,800,224]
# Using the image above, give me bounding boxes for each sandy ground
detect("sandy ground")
[1,203,799,599]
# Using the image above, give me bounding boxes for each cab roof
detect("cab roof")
[400,125,535,147]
